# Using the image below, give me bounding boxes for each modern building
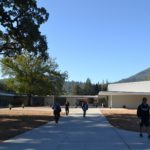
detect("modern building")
[98,81,150,108]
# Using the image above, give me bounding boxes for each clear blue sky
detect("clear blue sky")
[38,0,150,83]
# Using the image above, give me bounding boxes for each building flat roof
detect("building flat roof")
[0,92,14,96]
[98,91,150,96]
[58,95,98,98]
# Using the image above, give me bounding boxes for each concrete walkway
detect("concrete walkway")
[0,108,150,150]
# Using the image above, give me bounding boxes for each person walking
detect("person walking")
[82,101,88,117]
[65,101,70,116]
[137,97,150,138]
[52,103,61,124]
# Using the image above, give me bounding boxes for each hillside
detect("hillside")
[118,67,150,83]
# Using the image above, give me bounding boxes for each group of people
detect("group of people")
[52,100,88,123]
[52,97,150,139]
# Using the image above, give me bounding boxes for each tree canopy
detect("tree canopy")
[0,52,68,96]
[0,0,49,59]
[64,79,108,95]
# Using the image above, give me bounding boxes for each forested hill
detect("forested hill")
[118,67,150,83]
[63,79,108,95]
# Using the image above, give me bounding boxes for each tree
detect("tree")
[0,0,49,59]
[0,52,67,105]
[147,76,150,81]
[72,84,83,95]
[91,84,100,95]
[0,79,7,91]
[101,80,108,91]
[83,78,92,95]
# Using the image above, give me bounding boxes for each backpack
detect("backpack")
[53,104,61,112]
[82,103,88,111]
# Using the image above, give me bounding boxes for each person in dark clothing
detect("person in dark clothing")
[65,101,70,116]
[52,103,61,124]
[82,101,88,117]
[137,97,150,138]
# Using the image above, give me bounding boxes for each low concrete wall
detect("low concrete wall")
[0,95,28,107]
[44,96,54,106]
[0,95,14,107]
[0,95,99,107]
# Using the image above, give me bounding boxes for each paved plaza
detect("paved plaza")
[0,108,150,150]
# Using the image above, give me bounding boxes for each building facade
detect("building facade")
[99,81,150,108]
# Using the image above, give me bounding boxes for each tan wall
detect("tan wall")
[66,97,77,106]
[44,96,78,106]
[108,95,150,108]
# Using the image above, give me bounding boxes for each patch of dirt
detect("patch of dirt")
[0,107,63,142]
[100,108,147,133]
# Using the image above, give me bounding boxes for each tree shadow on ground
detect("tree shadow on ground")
[0,115,53,142]
[104,113,148,132]
[0,113,150,150]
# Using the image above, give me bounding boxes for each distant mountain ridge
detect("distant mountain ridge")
[118,67,150,83]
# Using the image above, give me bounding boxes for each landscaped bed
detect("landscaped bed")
[100,108,147,132]
[0,107,57,142]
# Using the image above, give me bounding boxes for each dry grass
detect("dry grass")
[0,107,63,142]
[100,108,145,132]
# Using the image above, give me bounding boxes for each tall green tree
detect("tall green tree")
[90,84,100,95]
[147,76,150,81]
[0,52,67,105]
[83,78,92,95]
[72,84,83,95]
[0,79,7,91]
[0,0,49,59]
